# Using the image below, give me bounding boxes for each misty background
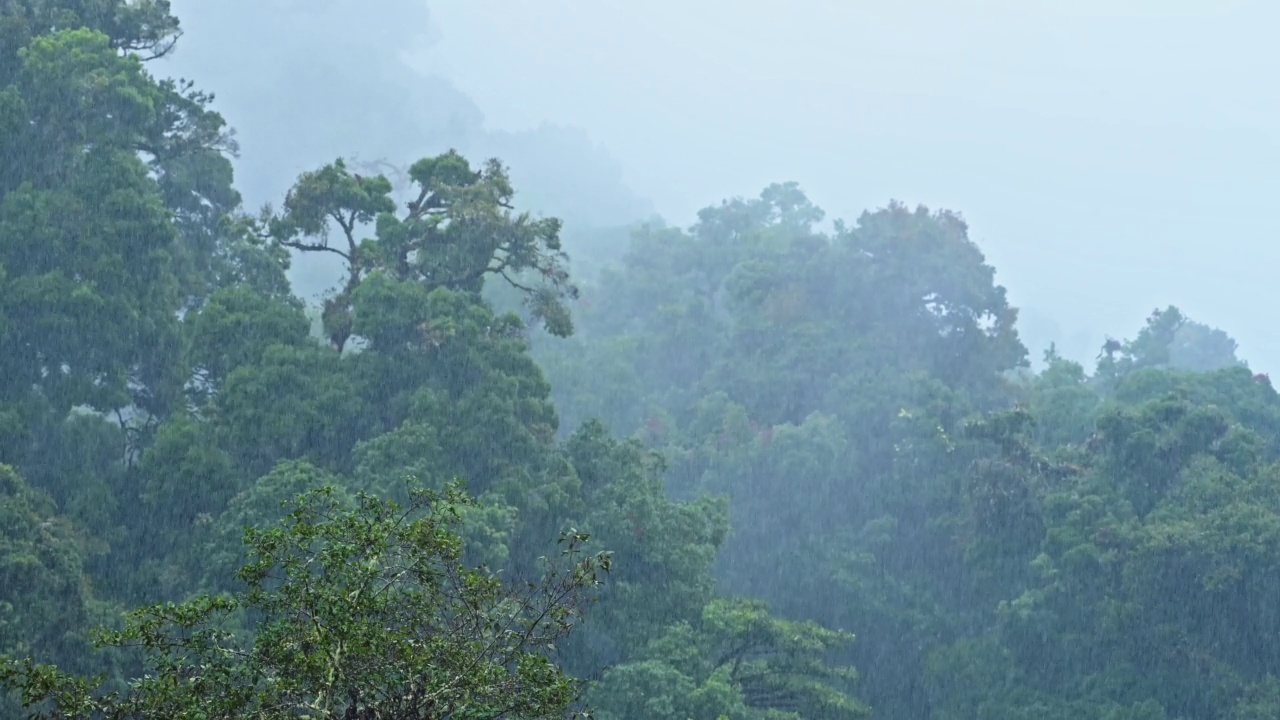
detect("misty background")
[162,0,1278,371]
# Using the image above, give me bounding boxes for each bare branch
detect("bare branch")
[279,240,353,264]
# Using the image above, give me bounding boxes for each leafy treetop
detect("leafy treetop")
[0,481,611,720]
[269,151,578,351]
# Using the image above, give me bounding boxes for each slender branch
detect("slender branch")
[328,210,358,259]
[343,210,359,258]
[114,32,182,62]
[498,270,536,294]
[279,240,352,264]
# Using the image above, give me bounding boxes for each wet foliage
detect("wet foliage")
[2,3,1277,719]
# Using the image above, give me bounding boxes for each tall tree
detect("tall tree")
[270,152,578,352]
[0,0,269,441]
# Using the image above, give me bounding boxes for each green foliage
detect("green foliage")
[1096,306,1247,394]
[1026,346,1100,447]
[1,483,611,719]
[185,286,311,399]
[135,416,238,560]
[563,421,729,659]
[589,598,866,720]
[0,463,123,720]
[0,2,260,430]
[530,176,1280,718]
[0,465,93,666]
[198,459,350,591]
[0,95,182,415]
[0,1,181,70]
[270,151,578,351]
[21,2,1280,716]
[214,343,370,477]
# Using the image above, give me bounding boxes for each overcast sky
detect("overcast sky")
[169,0,1279,370]
[414,0,1278,368]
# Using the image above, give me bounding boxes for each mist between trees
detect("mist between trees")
[2,3,1278,719]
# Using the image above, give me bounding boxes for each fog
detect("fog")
[166,0,1278,370]
[10,3,1280,716]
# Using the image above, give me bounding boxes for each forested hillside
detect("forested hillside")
[3,3,1279,719]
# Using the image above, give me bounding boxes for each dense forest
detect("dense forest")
[3,3,1280,719]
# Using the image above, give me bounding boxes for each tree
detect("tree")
[0,482,611,719]
[0,465,107,673]
[1094,306,1246,394]
[0,28,185,419]
[587,598,867,720]
[0,1,182,69]
[269,152,578,352]
[1169,316,1245,372]
[184,286,312,404]
[0,1,255,432]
